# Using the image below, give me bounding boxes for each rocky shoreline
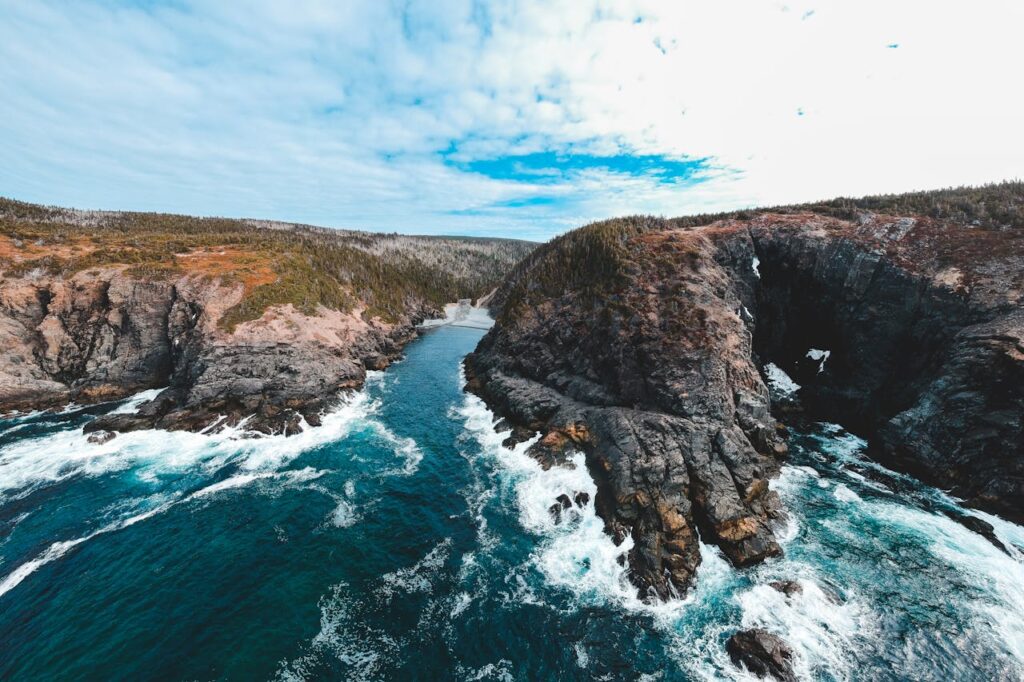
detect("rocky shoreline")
[465,208,1024,604]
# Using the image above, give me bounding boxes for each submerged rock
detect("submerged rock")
[942,509,1010,555]
[768,580,803,598]
[726,629,797,681]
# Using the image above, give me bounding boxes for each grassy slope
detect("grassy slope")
[0,199,536,329]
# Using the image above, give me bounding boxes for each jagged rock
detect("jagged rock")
[574,491,590,507]
[466,220,786,599]
[361,352,389,371]
[726,629,797,681]
[86,430,116,445]
[0,268,436,435]
[749,214,1024,522]
[549,493,575,524]
[0,199,534,434]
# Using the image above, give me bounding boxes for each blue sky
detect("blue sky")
[1,1,1021,240]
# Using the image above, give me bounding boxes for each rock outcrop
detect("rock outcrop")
[0,267,429,434]
[466,198,1024,598]
[726,629,797,681]
[466,220,788,599]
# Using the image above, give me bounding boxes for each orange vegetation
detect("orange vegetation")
[176,247,278,293]
[0,235,98,263]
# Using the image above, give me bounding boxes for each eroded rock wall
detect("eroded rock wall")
[0,268,432,434]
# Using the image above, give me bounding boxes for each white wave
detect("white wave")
[107,388,164,414]
[0,387,378,500]
[190,472,274,498]
[833,483,861,503]
[330,498,359,528]
[765,363,800,396]
[457,387,700,620]
[769,465,818,499]
[773,511,801,545]
[574,642,590,668]
[450,590,472,618]
[973,509,1024,562]
[735,579,873,682]
[281,533,453,680]
[0,422,32,439]
[277,582,400,682]
[376,538,452,603]
[188,467,326,500]
[372,428,422,476]
[457,660,514,682]
[875,502,1024,668]
[0,460,327,600]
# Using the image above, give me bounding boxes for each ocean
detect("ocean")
[1,325,1022,680]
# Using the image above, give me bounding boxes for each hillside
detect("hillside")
[0,199,535,432]
[466,182,1024,602]
[0,198,534,329]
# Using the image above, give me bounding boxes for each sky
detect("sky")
[1,1,1022,241]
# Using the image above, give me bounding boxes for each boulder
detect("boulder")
[725,629,797,681]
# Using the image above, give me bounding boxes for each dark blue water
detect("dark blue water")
[1,326,1022,680]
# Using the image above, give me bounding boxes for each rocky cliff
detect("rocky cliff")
[465,183,1024,599]
[0,199,534,434]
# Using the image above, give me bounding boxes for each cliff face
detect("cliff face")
[0,267,427,434]
[466,220,787,600]
[466,198,1024,599]
[749,213,1023,521]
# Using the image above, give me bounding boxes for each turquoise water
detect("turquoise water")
[1,325,1022,680]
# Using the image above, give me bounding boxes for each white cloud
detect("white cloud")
[0,0,1021,240]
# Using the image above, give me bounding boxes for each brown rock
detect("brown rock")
[726,629,797,681]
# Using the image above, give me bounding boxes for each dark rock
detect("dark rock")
[726,629,797,681]
[465,222,785,600]
[555,493,572,509]
[86,430,116,445]
[500,425,536,449]
[750,215,1024,523]
[361,353,389,371]
[574,491,590,507]
[768,580,803,598]
[942,509,1010,555]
